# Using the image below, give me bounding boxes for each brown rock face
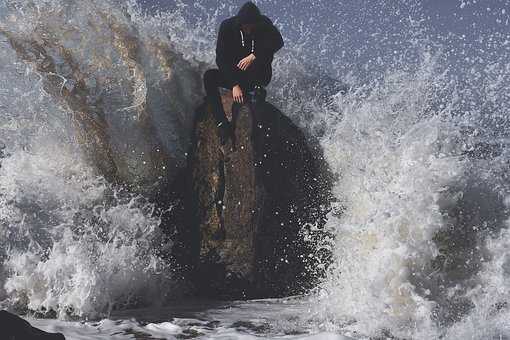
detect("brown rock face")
[189,92,265,295]
[170,92,333,299]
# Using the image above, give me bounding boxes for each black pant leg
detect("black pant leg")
[203,69,232,125]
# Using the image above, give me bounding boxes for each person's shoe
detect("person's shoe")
[217,121,234,146]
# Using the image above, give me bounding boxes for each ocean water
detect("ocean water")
[26,297,353,339]
[0,0,509,339]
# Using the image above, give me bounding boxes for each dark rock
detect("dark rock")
[0,310,65,340]
[171,92,333,299]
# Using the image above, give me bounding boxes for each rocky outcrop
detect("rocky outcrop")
[1,0,333,304]
[169,91,333,299]
[188,93,265,297]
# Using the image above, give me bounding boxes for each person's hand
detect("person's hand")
[232,85,244,103]
[237,53,256,71]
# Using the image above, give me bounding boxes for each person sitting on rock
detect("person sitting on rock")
[203,1,284,145]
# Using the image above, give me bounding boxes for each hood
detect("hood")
[236,2,262,25]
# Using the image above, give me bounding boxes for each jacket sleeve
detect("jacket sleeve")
[216,21,241,88]
[253,20,284,63]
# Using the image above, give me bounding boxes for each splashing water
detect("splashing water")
[0,0,510,339]
[0,119,177,318]
[307,3,510,339]
[0,0,199,318]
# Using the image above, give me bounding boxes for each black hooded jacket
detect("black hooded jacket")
[215,2,284,88]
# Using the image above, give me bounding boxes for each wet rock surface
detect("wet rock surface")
[168,92,333,299]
